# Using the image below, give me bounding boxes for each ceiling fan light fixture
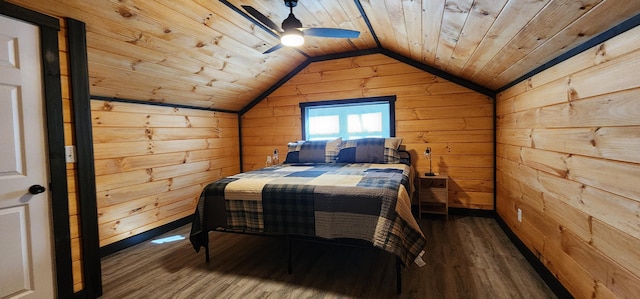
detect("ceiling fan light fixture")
[281,29,304,47]
[241,0,360,54]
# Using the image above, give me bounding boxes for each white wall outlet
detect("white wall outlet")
[517,208,522,223]
[65,145,76,163]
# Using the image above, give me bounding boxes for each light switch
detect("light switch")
[65,145,76,163]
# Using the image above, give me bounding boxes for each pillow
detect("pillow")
[336,137,402,163]
[284,138,342,163]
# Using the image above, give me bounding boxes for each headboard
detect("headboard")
[399,149,411,166]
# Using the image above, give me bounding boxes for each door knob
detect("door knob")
[29,185,46,194]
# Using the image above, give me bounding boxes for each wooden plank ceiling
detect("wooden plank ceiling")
[9,0,640,111]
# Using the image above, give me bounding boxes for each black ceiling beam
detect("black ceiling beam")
[354,0,381,47]
[379,48,495,98]
[89,95,238,114]
[239,47,497,116]
[239,59,313,115]
[219,0,279,39]
[497,12,640,93]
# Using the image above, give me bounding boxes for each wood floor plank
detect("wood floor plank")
[100,216,557,298]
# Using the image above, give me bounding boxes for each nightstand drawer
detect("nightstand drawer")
[419,178,447,188]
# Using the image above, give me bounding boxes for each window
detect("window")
[300,96,396,140]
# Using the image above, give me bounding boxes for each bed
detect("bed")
[189,137,427,292]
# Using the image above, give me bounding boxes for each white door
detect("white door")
[0,15,56,298]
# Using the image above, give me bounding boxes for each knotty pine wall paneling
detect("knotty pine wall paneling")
[242,53,494,210]
[496,25,640,298]
[91,100,240,247]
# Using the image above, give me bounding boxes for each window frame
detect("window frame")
[299,96,396,140]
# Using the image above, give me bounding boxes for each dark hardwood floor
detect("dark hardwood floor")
[100,216,556,298]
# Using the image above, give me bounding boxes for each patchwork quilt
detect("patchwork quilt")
[189,163,426,266]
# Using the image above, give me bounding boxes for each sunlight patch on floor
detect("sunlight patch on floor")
[151,235,185,244]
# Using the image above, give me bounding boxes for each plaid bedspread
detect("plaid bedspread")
[189,163,426,266]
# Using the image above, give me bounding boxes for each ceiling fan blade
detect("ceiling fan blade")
[241,5,284,33]
[301,28,360,38]
[263,43,284,54]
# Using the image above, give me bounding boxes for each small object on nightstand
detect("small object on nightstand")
[423,147,435,176]
[266,155,272,167]
[273,148,279,165]
[418,174,448,220]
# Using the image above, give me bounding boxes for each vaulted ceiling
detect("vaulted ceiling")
[8,0,640,111]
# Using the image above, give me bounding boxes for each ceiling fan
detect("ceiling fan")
[241,0,360,54]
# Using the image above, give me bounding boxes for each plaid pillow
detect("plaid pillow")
[284,138,342,163]
[336,137,402,163]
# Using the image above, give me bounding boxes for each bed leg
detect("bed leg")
[287,236,293,274]
[396,256,402,294]
[204,232,210,262]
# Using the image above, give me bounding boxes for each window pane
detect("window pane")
[360,112,382,132]
[347,114,362,133]
[309,115,339,135]
[301,97,394,140]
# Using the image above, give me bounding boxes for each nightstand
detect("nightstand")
[418,174,448,220]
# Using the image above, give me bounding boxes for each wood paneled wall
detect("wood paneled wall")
[496,25,640,298]
[91,100,240,246]
[242,53,494,210]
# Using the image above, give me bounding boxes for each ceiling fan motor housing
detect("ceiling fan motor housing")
[284,0,298,8]
[282,13,302,30]
[282,0,301,30]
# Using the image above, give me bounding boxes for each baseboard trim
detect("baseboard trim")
[73,289,85,299]
[449,207,496,218]
[100,216,193,258]
[411,206,496,219]
[494,215,572,298]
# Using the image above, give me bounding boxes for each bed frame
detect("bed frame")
[194,150,415,294]
[200,229,404,293]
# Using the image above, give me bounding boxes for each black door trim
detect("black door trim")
[0,1,74,298]
[66,18,103,298]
